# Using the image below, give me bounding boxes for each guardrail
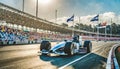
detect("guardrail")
[106,44,120,69]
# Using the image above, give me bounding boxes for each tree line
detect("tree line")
[61,23,120,35]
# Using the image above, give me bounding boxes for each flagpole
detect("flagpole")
[97,27,99,41]
[97,16,100,41]
[90,14,99,41]
[36,0,38,17]
[55,9,57,23]
[105,26,107,41]
[79,17,80,30]
[72,18,74,37]
[22,0,24,12]
[66,15,74,37]
[110,18,112,38]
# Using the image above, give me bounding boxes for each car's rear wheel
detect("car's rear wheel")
[40,41,51,50]
[40,41,51,55]
[13,41,16,44]
[64,42,75,56]
[84,41,92,53]
[7,41,9,45]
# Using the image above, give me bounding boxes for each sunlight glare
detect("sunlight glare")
[39,0,52,5]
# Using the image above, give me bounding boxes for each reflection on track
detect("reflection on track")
[39,53,106,69]
[63,53,107,69]
[39,54,86,67]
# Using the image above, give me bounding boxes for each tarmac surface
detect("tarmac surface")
[0,41,119,69]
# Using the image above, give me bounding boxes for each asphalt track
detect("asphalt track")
[0,41,119,69]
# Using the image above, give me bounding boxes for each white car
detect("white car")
[40,35,92,56]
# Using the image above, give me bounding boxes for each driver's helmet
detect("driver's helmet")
[73,35,79,40]
[73,36,77,40]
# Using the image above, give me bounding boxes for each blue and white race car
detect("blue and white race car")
[40,35,92,56]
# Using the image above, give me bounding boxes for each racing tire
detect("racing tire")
[64,42,75,56]
[7,41,9,45]
[13,41,16,44]
[84,40,92,53]
[40,41,51,55]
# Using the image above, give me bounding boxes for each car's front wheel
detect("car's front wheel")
[64,42,75,56]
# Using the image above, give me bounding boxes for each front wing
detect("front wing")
[40,49,67,55]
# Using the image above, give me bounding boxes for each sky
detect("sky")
[0,0,120,25]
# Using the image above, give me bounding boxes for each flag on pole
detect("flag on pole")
[97,22,107,28]
[90,14,99,22]
[67,15,74,22]
[100,22,107,26]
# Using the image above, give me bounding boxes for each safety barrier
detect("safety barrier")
[106,44,120,69]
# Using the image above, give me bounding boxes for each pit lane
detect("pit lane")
[0,41,119,69]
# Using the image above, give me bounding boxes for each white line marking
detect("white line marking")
[58,53,91,69]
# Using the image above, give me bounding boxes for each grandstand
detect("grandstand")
[0,2,96,35]
[0,3,72,34]
[0,2,120,45]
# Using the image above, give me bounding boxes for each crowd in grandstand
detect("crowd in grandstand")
[0,21,71,45]
[0,25,28,45]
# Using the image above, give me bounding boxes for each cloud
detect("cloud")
[49,12,120,26]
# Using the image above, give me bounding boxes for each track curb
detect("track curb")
[106,44,120,69]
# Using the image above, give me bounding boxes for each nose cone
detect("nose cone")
[49,50,53,53]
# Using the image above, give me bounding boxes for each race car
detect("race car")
[40,35,92,56]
